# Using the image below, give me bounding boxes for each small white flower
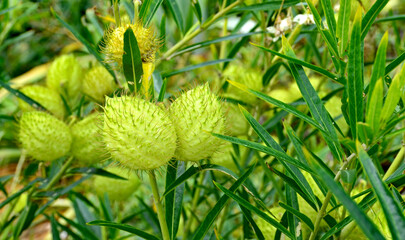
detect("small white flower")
[266,17,293,42]
[293,14,314,25]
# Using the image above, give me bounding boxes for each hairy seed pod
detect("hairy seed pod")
[71,113,107,165]
[223,102,249,136]
[18,85,65,119]
[223,65,262,104]
[169,84,225,161]
[19,112,72,161]
[102,22,161,65]
[93,166,140,201]
[103,96,177,170]
[82,66,116,103]
[46,54,83,101]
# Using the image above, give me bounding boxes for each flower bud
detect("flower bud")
[46,54,83,101]
[82,66,116,103]
[19,112,72,161]
[93,166,140,201]
[102,22,161,66]
[223,65,262,104]
[71,113,107,165]
[169,84,225,161]
[103,96,177,170]
[18,85,65,119]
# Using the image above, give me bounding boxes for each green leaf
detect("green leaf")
[171,32,263,58]
[367,31,388,98]
[320,0,336,37]
[166,0,184,34]
[162,164,238,198]
[50,214,61,240]
[212,133,314,174]
[161,59,233,78]
[51,8,116,81]
[67,167,127,180]
[213,182,294,239]
[357,143,405,239]
[347,9,363,139]
[58,213,99,240]
[311,161,386,240]
[279,202,314,231]
[252,43,341,83]
[88,220,159,240]
[336,0,351,55]
[0,179,41,209]
[232,0,299,12]
[192,164,256,240]
[13,202,39,238]
[386,51,405,75]
[240,105,318,208]
[305,0,339,61]
[366,78,383,133]
[123,28,143,93]
[165,160,177,239]
[157,78,168,102]
[375,14,405,23]
[0,80,47,111]
[145,0,164,27]
[139,0,153,22]
[282,37,343,161]
[192,0,202,23]
[361,0,389,40]
[380,65,405,126]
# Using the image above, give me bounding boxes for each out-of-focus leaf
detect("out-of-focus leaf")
[381,65,405,126]
[88,220,160,240]
[366,78,383,133]
[357,143,405,239]
[336,0,351,55]
[161,59,233,78]
[232,0,299,12]
[68,167,127,180]
[166,0,184,34]
[386,51,405,74]
[279,202,314,231]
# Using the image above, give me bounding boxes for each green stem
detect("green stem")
[160,0,243,61]
[44,156,74,191]
[309,153,356,240]
[183,171,205,239]
[148,171,170,240]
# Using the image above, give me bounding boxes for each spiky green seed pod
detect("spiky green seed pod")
[223,102,249,136]
[46,54,83,101]
[103,96,177,170]
[18,85,65,119]
[102,22,161,65]
[71,114,107,165]
[93,166,140,201]
[82,66,116,103]
[169,84,225,161]
[223,65,262,104]
[19,112,72,161]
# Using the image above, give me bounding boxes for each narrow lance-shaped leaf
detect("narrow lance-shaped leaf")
[87,220,160,240]
[336,0,351,55]
[192,164,256,240]
[361,0,389,40]
[380,64,405,127]
[213,182,294,239]
[320,0,337,37]
[123,28,143,93]
[347,9,363,139]
[282,36,343,161]
[366,78,383,134]
[356,142,405,239]
[367,31,388,99]
[310,161,386,240]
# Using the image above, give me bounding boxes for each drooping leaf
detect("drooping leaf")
[88,220,160,240]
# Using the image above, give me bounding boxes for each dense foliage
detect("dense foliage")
[1,0,405,239]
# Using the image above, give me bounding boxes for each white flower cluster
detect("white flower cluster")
[267,14,314,42]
